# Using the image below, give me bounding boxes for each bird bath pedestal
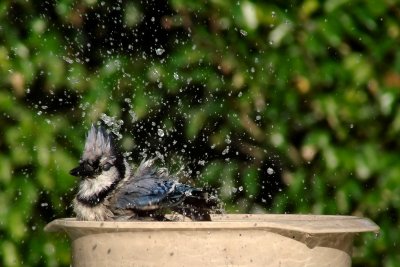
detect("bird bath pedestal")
[45,214,378,267]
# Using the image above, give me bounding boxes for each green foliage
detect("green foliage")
[0,0,398,266]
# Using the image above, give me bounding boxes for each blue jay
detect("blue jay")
[70,125,219,221]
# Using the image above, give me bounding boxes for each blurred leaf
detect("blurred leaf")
[242,166,259,197]
[186,108,206,140]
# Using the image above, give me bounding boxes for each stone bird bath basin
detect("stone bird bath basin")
[45,214,379,267]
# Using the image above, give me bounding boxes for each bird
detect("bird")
[69,125,220,221]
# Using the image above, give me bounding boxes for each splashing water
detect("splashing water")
[124,98,138,123]
[155,47,165,55]
[100,113,124,139]
[157,129,165,137]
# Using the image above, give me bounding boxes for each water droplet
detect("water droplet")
[267,167,274,175]
[155,48,165,55]
[123,151,132,157]
[157,129,165,137]
[129,110,137,123]
[155,151,164,161]
[240,29,248,36]
[63,56,73,64]
[374,232,380,239]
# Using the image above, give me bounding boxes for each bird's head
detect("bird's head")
[70,125,124,182]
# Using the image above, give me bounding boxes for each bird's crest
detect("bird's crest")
[82,125,115,161]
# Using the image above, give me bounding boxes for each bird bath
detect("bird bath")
[45,214,379,267]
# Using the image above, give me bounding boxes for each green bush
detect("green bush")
[0,0,398,266]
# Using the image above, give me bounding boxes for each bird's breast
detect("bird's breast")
[73,198,113,221]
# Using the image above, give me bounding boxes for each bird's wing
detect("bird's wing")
[115,159,188,211]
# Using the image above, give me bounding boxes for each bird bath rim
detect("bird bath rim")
[45,214,379,235]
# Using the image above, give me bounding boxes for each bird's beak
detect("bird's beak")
[70,165,84,177]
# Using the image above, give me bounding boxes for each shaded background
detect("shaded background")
[0,0,399,266]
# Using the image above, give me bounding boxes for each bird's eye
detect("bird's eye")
[102,162,112,171]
